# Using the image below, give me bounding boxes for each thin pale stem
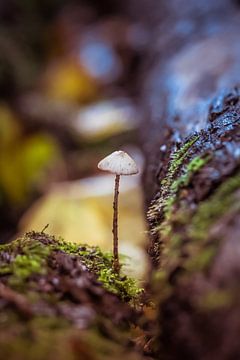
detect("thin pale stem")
[112,174,120,273]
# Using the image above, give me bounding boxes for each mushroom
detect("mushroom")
[98,150,139,273]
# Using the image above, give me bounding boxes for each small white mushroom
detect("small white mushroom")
[98,150,139,175]
[97,150,139,273]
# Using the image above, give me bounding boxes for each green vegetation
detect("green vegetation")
[147,124,240,279]
[148,150,210,268]
[0,310,141,360]
[148,134,200,222]
[197,290,234,311]
[170,155,210,193]
[98,267,143,302]
[181,172,240,272]
[0,232,144,360]
[0,232,143,303]
[57,236,143,302]
[0,236,50,288]
[189,173,240,241]
[156,154,210,239]
[146,120,240,284]
[154,171,240,274]
[165,135,199,182]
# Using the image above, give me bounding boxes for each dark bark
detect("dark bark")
[138,0,240,358]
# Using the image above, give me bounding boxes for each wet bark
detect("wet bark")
[138,0,240,358]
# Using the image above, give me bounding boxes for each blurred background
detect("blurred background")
[0,0,149,279]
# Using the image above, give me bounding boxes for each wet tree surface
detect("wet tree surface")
[138,0,240,358]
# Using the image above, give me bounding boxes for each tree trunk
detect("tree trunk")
[138,0,240,358]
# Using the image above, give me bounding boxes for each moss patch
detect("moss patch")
[0,237,50,288]
[170,155,210,193]
[0,232,145,360]
[165,135,199,181]
[189,173,240,241]
[0,232,143,303]
[0,311,142,360]
[148,148,210,267]
[56,237,143,302]
[148,122,240,277]
[148,134,200,222]
[197,289,234,311]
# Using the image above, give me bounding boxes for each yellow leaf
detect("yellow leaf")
[44,59,99,104]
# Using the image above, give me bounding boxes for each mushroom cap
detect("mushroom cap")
[97,150,139,175]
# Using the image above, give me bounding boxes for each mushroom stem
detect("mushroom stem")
[98,150,139,273]
[112,174,120,273]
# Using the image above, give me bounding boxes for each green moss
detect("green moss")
[55,237,80,253]
[0,232,143,303]
[167,173,240,274]
[151,154,210,247]
[54,238,143,302]
[148,140,217,272]
[166,135,199,180]
[0,235,50,288]
[169,175,240,273]
[184,246,216,272]
[170,155,210,192]
[0,233,144,359]
[148,136,202,224]
[148,135,199,220]
[52,237,143,302]
[197,290,234,310]
[0,311,141,360]
[98,268,143,303]
[189,173,240,241]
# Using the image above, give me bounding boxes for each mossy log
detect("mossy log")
[0,232,145,360]
[138,0,240,358]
